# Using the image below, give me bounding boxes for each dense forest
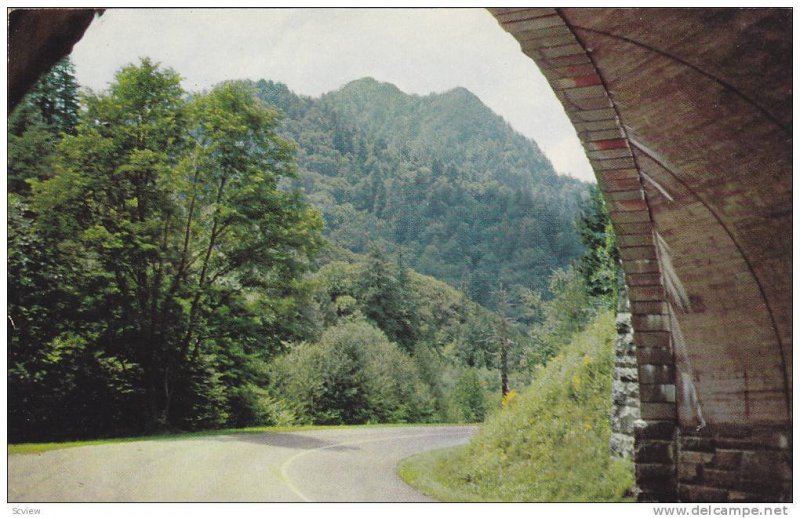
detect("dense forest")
[251,78,588,309]
[7,58,619,442]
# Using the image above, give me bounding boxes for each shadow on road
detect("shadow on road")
[213,432,358,452]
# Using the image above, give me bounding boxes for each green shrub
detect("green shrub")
[227,384,297,427]
[270,318,434,424]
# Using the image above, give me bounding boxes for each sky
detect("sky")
[70,8,595,183]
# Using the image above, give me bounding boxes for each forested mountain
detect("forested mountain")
[251,78,588,307]
[8,60,616,442]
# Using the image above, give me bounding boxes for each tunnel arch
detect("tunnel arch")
[489,7,792,502]
[7,7,792,503]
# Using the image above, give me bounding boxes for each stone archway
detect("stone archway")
[7,8,101,111]
[490,8,792,502]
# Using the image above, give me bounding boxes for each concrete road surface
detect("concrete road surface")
[8,425,475,502]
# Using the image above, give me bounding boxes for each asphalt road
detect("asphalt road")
[8,425,476,502]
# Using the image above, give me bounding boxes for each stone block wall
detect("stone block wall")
[677,425,792,502]
[610,290,641,459]
[635,420,678,501]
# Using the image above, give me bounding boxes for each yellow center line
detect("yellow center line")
[278,429,471,502]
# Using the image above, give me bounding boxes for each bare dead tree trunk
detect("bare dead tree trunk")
[497,284,511,398]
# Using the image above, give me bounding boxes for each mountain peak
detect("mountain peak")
[442,86,476,98]
[432,86,487,111]
[338,77,404,96]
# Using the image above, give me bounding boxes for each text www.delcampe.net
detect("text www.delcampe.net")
[654,506,791,517]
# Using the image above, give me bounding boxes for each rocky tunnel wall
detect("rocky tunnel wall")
[490,7,792,502]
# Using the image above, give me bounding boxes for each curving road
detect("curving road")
[8,425,475,502]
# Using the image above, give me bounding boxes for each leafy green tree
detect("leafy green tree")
[31,58,191,429]
[9,195,137,440]
[11,59,322,438]
[522,266,595,369]
[450,303,496,369]
[310,260,362,326]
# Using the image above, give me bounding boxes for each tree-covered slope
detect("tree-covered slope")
[322,78,555,190]
[271,243,512,425]
[251,78,588,308]
[9,61,614,442]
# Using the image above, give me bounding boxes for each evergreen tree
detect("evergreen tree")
[576,185,620,308]
[356,244,418,352]
[7,104,56,194]
[7,57,79,194]
[8,57,87,439]
[26,57,80,135]
[453,368,487,422]
[495,284,513,397]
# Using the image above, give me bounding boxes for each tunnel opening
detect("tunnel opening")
[7,7,791,503]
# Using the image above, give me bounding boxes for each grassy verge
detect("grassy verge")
[398,445,486,502]
[8,421,455,455]
[398,312,635,502]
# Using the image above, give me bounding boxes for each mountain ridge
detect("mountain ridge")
[319,77,558,190]
[251,77,588,307]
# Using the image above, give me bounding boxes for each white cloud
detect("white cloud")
[70,8,595,182]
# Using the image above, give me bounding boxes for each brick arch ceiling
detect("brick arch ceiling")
[490,7,792,429]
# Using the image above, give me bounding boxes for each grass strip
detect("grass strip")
[398,445,487,502]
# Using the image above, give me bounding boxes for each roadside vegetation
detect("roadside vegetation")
[398,313,634,502]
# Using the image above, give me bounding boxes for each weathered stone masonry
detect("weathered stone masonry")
[610,286,640,460]
[490,8,791,502]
